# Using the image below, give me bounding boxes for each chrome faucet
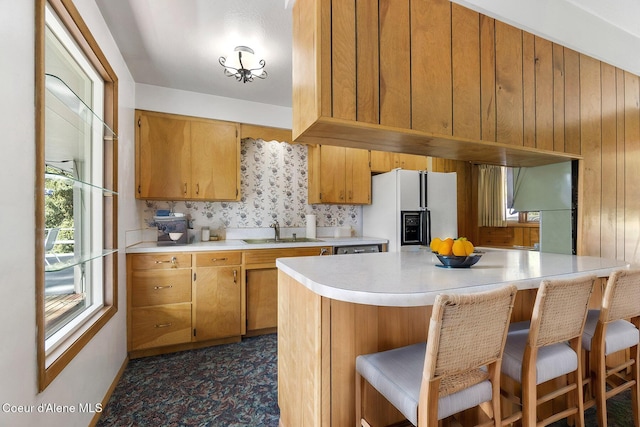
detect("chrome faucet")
[270,220,280,241]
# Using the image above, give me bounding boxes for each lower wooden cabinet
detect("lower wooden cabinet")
[127,246,331,356]
[246,268,278,332]
[128,251,243,357]
[128,253,194,353]
[244,246,331,335]
[130,304,192,350]
[194,252,242,341]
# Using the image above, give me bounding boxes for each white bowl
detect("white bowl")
[169,232,183,241]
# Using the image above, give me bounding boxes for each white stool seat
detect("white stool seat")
[356,342,493,424]
[582,309,639,354]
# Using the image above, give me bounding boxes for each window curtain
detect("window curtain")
[478,165,507,227]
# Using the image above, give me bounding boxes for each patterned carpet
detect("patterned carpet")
[97,334,279,427]
[97,333,634,426]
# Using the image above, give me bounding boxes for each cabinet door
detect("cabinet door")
[370,150,394,173]
[246,268,278,331]
[191,120,240,200]
[136,111,191,199]
[397,153,427,171]
[131,303,192,350]
[346,147,371,204]
[319,145,347,202]
[194,265,241,341]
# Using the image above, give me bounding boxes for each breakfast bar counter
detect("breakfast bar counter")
[275,249,630,427]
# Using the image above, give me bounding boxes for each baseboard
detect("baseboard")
[89,355,129,427]
[244,327,277,337]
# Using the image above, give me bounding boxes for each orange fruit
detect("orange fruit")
[464,240,474,255]
[429,237,443,252]
[438,238,454,255]
[452,239,467,256]
[453,237,475,256]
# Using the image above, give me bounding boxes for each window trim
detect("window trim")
[36,0,118,391]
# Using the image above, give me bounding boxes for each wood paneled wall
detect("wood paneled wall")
[418,2,640,263]
[294,0,640,263]
[578,62,640,263]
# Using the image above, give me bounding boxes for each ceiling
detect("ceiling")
[95,0,640,110]
[95,0,293,108]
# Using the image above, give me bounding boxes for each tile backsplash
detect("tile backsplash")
[140,138,361,237]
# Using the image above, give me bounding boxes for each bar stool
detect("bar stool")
[355,284,517,426]
[500,275,595,427]
[582,269,640,427]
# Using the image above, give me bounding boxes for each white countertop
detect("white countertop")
[125,237,387,253]
[276,248,631,307]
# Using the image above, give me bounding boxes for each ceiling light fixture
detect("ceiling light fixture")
[219,46,267,83]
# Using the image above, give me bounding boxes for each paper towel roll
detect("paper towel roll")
[306,214,316,239]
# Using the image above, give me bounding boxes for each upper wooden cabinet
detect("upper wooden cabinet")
[308,145,371,204]
[292,0,580,167]
[370,151,428,173]
[136,110,241,201]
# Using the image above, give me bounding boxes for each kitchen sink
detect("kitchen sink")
[243,237,324,244]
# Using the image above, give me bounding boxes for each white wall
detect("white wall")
[0,1,137,425]
[136,83,293,129]
[452,0,640,76]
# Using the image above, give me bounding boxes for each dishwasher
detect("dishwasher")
[333,243,382,255]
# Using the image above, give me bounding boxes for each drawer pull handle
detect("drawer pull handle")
[155,256,177,265]
[211,257,228,262]
[153,285,173,290]
[155,323,173,328]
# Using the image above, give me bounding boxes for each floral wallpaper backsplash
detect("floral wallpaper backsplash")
[141,139,361,236]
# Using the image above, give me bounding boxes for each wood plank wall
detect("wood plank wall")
[309,0,640,263]
[328,0,585,154]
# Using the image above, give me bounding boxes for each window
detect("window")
[505,167,539,223]
[36,0,118,390]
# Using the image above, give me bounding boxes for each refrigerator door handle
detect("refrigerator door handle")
[419,171,426,209]
[420,210,431,246]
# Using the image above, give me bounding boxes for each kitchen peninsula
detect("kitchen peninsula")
[276,249,630,427]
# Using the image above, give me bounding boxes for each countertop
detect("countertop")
[125,236,388,254]
[275,248,631,307]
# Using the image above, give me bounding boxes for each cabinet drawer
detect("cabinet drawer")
[244,246,332,265]
[195,251,242,267]
[131,269,192,307]
[131,253,192,270]
[131,303,192,350]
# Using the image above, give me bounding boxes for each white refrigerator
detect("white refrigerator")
[363,169,458,252]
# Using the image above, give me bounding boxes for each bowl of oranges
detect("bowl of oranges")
[430,237,482,268]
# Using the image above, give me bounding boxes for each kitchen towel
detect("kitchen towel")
[306,214,316,239]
